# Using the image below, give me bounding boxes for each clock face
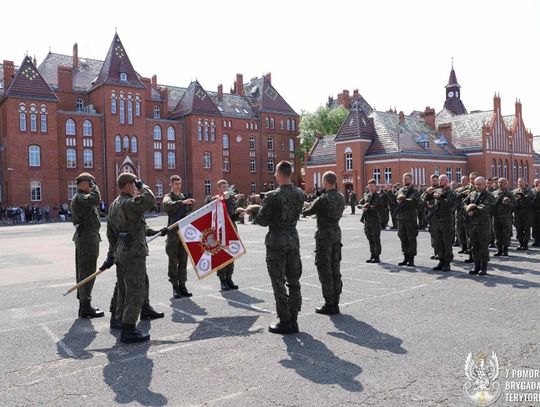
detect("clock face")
[236,135,242,142]
[448,91,454,97]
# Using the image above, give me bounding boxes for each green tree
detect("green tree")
[298,105,348,158]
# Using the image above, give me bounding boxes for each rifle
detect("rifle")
[360,192,377,224]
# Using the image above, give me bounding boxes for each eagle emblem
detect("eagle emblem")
[463,351,501,406]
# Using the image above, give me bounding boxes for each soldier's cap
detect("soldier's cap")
[76,172,95,184]
[117,172,137,186]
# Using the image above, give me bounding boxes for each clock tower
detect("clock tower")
[443,59,467,115]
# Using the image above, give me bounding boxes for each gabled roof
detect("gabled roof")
[38,52,103,91]
[162,85,187,111]
[5,56,57,101]
[306,135,336,166]
[208,91,257,119]
[328,94,373,116]
[244,77,297,116]
[93,33,144,89]
[334,101,377,142]
[171,80,221,118]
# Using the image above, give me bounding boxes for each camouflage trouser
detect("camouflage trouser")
[417,208,426,229]
[433,221,454,263]
[266,246,302,322]
[456,213,467,248]
[380,208,389,228]
[428,221,437,253]
[166,238,188,283]
[217,262,234,279]
[533,212,540,243]
[469,225,490,264]
[514,215,532,245]
[489,216,495,244]
[390,211,397,228]
[315,238,342,305]
[110,258,149,324]
[350,204,355,215]
[364,222,381,256]
[75,238,99,305]
[397,220,418,256]
[494,218,512,248]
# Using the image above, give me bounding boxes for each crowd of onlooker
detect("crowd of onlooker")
[0,201,110,225]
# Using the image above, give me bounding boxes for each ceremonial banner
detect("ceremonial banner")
[177,197,246,279]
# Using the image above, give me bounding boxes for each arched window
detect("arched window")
[265,116,270,128]
[131,136,138,153]
[30,181,42,201]
[19,104,27,131]
[210,121,216,141]
[127,99,133,124]
[40,105,48,133]
[497,160,502,178]
[123,136,129,150]
[168,152,176,169]
[83,120,92,136]
[292,119,296,131]
[115,135,121,153]
[197,119,202,141]
[66,119,76,135]
[223,134,229,149]
[287,119,291,131]
[289,138,295,152]
[491,159,496,178]
[446,166,452,180]
[503,160,509,179]
[120,72,127,82]
[204,120,209,141]
[345,147,353,171]
[111,97,117,114]
[153,106,160,119]
[249,136,256,150]
[270,117,275,129]
[154,151,162,169]
[203,152,211,169]
[135,101,141,116]
[66,148,76,168]
[167,126,175,141]
[83,149,93,168]
[28,145,41,167]
[455,167,462,182]
[153,125,162,140]
[76,98,84,112]
[29,105,37,132]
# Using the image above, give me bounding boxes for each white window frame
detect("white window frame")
[28,145,41,167]
[66,119,76,135]
[31,181,42,202]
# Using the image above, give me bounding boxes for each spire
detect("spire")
[446,58,460,89]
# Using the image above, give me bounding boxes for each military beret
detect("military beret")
[76,172,95,183]
[117,172,137,185]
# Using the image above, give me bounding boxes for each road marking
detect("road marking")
[207,294,273,314]
[45,282,75,288]
[340,276,384,285]
[40,323,76,358]
[191,386,264,406]
[301,281,361,296]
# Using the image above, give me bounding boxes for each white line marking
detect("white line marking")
[192,386,264,406]
[40,323,76,358]
[207,294,272,314]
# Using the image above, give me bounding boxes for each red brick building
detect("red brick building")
[305,65,537,201]
[0,33,300,208]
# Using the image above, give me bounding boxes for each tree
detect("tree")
[298,105,348,158]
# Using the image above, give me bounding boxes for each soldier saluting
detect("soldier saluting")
[71,172,105,318]
[302,171,345,315]
[358,179,382,263]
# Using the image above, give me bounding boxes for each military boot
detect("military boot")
[469,263,481,275]
[315,303,339,315]
[219,276,230,291]
[79,302,105,319]
[432,261,444,271]
[178,283,192,297]
[268,320,294,334]
[366,255,374,263]
[398,256,409,266]
[493,244,503,257]
[406,256,415,267]
[371,255,380,263]
[225,276,239,290]
[140,305,164,320]
[121,324,150,344]
[533,240,540,247]
[502,246,509,257]
[441,262,451,272]
[290,313,299,333]
[171,282,182,299]
[479,262,488,276]
[110,317,123,330]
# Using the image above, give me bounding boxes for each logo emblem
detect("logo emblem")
[463,351,501,406]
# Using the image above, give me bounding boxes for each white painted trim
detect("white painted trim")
[465,152,484,156]
[305,163,336,168]
[335,139,372,144]
[510,153,533,158]
[365,158,467,164]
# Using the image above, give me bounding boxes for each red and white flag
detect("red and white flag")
[177,197,246,279]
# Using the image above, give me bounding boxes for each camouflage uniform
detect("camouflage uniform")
[420,187,438,256]
[533,188,540,246]
[358,190,382,259]
[302,188,345,306]
[255,184,305,324]
[491,189,515,255]
[71,183,101,313]
[391,185,420,262]
[513,187,534,249]
[463,189,495,271]
[378,190,390,229]
[349,191,357,215]
[163,191,190,286]
[454,185,472,252]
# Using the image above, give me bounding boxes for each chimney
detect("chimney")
[57,65,73,92]
[424,106,436,129]
[398,111,405,124]
[353,89,359,100]
[337,89,350,109]
[159,87,169,113]
[493,92,501,115]
[438,123,452,144]
[151,74,157,89]
[2,60,14,89]
[235,73,244,96]
[515,98,522,119]
[73,43,78,69]
[265,72,272,84]
[217,84,223,100]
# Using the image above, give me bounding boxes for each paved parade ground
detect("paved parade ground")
[1,213,539,406]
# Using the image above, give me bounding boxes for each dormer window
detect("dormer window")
[120,73,127,82]
[416,134,429,149]
[434,134,449,150]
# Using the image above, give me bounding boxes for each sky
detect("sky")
[2,0,539,148]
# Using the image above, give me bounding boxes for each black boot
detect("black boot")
[479,262,488,275]
[493,245,503,257]
[441,262,451,272]
[110,317,123,330]
[469,263,481,275]
[178,283,192,297]
[268,320,294,334]
[371,255,380,263]
[121,323,150,344]
[533,240,540,247]
[225,276,238,290]
[172,282,182,299]
[290,314,299,333]
[79,302,105,319]
[398,256,409,266]
[502,246,509,257]
[522,244,529,251]
[315,303,339,315]
[219,276,230,291]
[140,305,164,320]
[406,256,415,267]
[432,261,444,271]
[366,255,374,263]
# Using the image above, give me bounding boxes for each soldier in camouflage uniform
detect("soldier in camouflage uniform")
[247,161,305,334]
[378,186,390,229]
[462,172,479,264]
[492,178,515,257]
[390,173,420,267]
[454,175,470,254]
[106,173,165,343]
[358,179,382,263]
[302,171,345,315]
[487,178,498,248]
[532,179,540,247]
[422,174,439,259]
[513,177,534,251]
[349,190,357,215]
[163,175,195,298]
[71,172,105,318]
[463,177,495,275]
[421,175,455,271]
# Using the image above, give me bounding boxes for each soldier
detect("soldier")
[358,179,382,263]
[378,185,390,230]
[492,178,515,257]
[245,161,304,334]
[532,178,540,247]
[349,190,357,215]
[454,175,470,254]
[463,177,495,275]
[422,175,455,271]
[462,172,479,263]
[71,172,105,318]
[302,171,345,315]
[390,173,420,267]
[106,173,165,343]
[422,174,439,259]
[513,177,534,251]
[162,175,195,298]
[487,177,498,248]
[389,184,399,229]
